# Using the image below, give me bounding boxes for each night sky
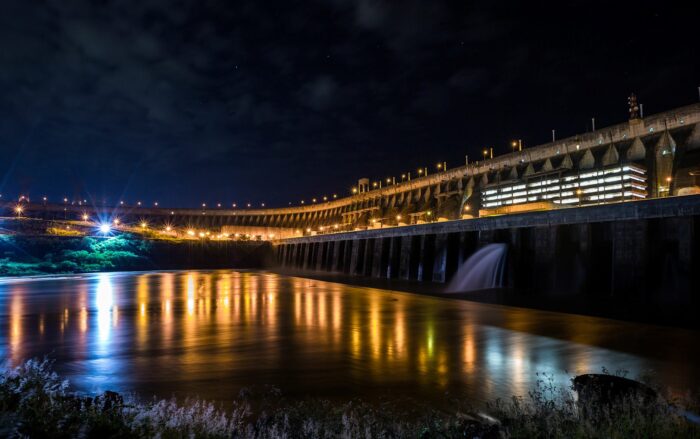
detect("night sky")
[1,1,698,208]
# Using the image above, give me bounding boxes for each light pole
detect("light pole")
[511,139,522,152]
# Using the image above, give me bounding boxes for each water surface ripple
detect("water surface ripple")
[0,270,697,405]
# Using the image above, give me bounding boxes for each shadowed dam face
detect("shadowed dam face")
[446,243,507,293]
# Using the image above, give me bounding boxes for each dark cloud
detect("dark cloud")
[0,0,697,206]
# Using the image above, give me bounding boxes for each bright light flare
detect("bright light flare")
[99,224,111,234]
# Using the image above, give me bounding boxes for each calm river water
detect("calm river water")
[0,270,698,405]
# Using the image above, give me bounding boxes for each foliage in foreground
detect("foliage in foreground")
[0,358,698,438]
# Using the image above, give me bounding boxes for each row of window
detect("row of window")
[481,165,647,209]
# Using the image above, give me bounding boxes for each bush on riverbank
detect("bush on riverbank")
[0,358,698,438]
[0,235,147,276]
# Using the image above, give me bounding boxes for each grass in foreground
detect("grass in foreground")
[0,358,698,438]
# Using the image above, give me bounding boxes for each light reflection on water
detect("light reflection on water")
[0,270,698,405]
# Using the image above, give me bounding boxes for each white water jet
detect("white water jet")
[446,243,507,293]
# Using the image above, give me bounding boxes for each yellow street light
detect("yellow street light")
[306,228,311,233]
[14,205,23,216]
[113,218,120,225]
[82,213,89,221]
[396,214,402,221]
[351,187,358,194]
[165,226,172,232]
[140,222,147,229]
[187,229,195,236]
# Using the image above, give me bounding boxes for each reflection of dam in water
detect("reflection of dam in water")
[1,270,699,405]
[275,195,700,327]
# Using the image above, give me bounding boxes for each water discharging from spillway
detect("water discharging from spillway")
[446,243,508,293]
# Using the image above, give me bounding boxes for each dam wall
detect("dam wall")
[273,195,700,326]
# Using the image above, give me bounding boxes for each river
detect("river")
[0,270,697,406]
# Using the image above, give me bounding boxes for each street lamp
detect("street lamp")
[511,139,522,152]
[482,149,489,160]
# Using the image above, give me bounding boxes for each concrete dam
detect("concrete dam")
[274,195,700,327]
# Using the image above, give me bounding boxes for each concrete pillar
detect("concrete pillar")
[363,239,374,276]
[399,237,412,280]
[432,233,448,283]
[315,242,324,271]
[371,238,383,277]
[331,241,342,272]
[279,245,287,267]
[349,240,361,275]
[325,241,335,271]
[611,220,648,300]
[302,243,311,270]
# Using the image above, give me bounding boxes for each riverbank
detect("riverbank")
[0,358,697,438]
[0,234,271,276]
